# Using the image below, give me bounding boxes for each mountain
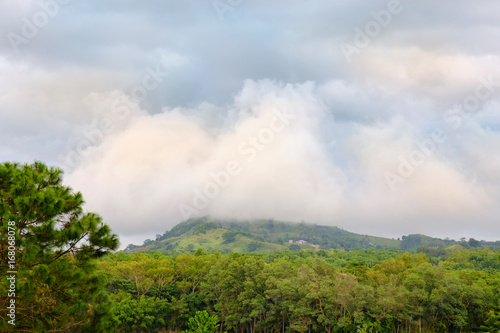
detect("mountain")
[124,218,500,254]
[125,217,402,254]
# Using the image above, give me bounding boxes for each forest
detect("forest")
[1,162,500,333]
[100,248,500,333]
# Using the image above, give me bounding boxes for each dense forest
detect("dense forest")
[1,162,500,332]
[100,248,500,333]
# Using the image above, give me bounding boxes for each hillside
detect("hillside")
[125,218,500,254]
[125,217,402,253]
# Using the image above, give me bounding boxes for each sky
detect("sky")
[1,0,499,248]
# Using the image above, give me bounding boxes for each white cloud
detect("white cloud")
[62,81,500,245]
[1,0,500,246]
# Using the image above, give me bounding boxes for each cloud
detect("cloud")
[63,80,500,245]
[1,0,500,246]
[65,81,345,234]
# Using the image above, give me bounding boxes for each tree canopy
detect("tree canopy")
[0,161,119,332]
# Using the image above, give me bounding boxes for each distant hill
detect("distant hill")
[124,217,500,254]
[401,234,500,252]
[125,217,402,254]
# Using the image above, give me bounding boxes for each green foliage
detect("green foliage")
[182,310,223,333]
[193,222,221,235]
[0,162,119,332]
[247,242,261,252]
[469,238,481,248]
[222,230,237,244]
[157,217,210,241]
[113,294,172,333]
[402,234,454,251]
[98,247,500,333]
[481,310,500,332]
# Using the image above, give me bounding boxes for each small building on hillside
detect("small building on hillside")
[289,239,308,245]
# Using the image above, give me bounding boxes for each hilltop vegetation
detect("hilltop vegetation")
[126,217,402,254]
[126,217,500,254]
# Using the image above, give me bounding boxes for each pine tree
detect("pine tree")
[0,161,119,332]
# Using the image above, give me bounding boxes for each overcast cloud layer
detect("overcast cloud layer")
[1,0,499,247]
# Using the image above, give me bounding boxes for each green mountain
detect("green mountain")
[125,217,402,254]
[125,217,500,254]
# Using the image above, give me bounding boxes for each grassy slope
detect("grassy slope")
[168,228,287,253]
[216,219,401,249]
[129,218,401,254]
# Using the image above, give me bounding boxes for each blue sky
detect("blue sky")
[1,0,499,247]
